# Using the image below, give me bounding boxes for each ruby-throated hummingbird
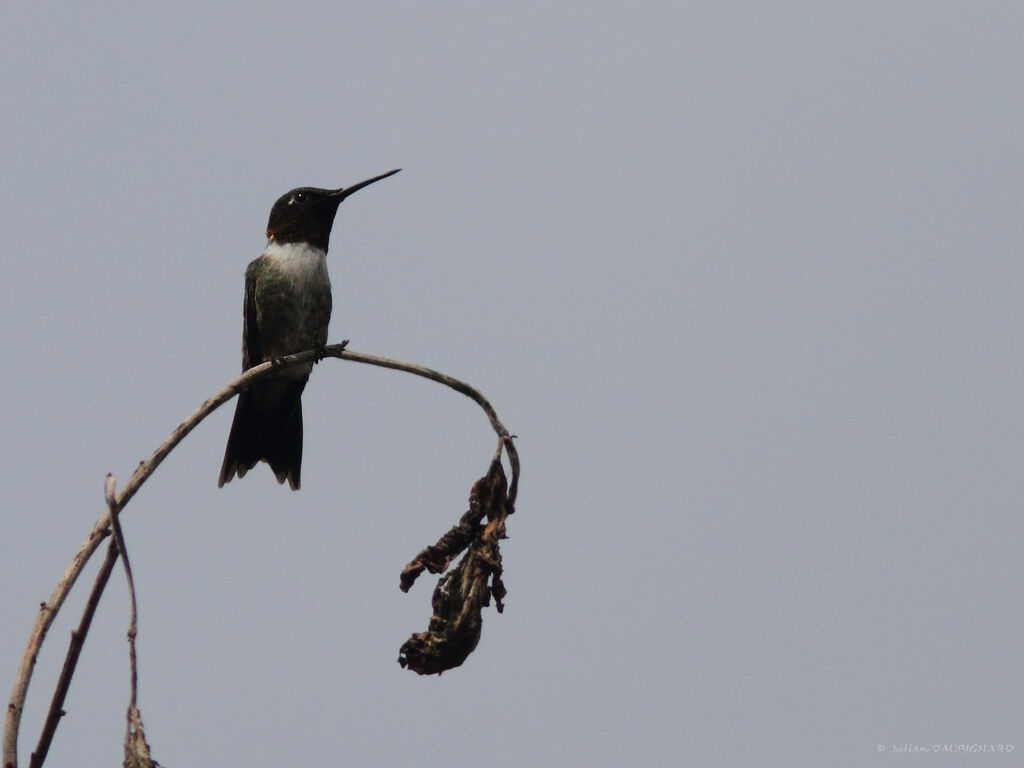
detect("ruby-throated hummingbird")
[218,168,401,490]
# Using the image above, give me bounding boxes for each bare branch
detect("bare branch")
[5,347,320,768]
[103,476,159,768]
[26,541,119,768]
[5,342,518,767]
[103,476,141,714]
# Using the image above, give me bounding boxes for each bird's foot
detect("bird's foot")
[315,339,348,364]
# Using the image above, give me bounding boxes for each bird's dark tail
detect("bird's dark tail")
[218,381,305,490]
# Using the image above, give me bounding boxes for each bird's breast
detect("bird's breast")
[255,241,333,368]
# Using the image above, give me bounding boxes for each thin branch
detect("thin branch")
[26,541,119,768]
[4,342,517,768]
[104,476,157,768]
[103,476,140,714]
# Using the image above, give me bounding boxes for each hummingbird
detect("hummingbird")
[218,168,401,490]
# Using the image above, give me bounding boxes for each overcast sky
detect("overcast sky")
[2,2,1021,766]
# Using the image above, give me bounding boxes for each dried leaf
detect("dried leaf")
[398,458,510,674]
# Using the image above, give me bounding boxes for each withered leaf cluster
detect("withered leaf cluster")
[398,456,513,675]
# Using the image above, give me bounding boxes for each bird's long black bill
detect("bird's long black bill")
[335,168,401,199]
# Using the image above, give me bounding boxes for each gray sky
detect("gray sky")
[2,2,1021,766]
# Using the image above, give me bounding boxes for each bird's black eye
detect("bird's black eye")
[291,192,306,204]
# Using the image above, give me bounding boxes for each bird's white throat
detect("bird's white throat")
[263,240,330,289]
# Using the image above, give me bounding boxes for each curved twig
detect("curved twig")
[4,343,518,768]
[336,348,520,506]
